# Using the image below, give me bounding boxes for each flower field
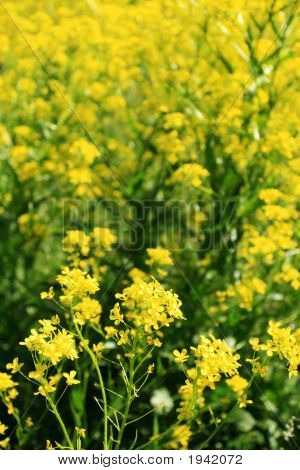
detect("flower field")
[0,0,299,450]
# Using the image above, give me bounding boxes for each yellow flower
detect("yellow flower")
[0,438,10,449]
[153,338,162,348]
[40,286,54,300]
[249,338,261,351]
[57,267,99,306]
[166,164,209,189]
[93,342,104,358]
[8,388,18,400]
[63,370,80,386]
[259,188,285,204]
[38,319,57,335]
[146,247,173,277]
[275,265,300,291]
[46,440,54,450]
[169,425,192,449]
[259,321,300,377]
[238,396,253,409]
[0,372,18,391]
[75,427,86,438]
[226,375,252,407]
[117,330,129,346]
[0,422,8,435]
[176,336,241,420]
[147,363,155,374]
[110,303,123,325]
[35,376,61,397]
[28,363,47,380]
[104,326,117,338]
[63,230,90,256]
[115,278,184,333]
[75,297,102,326]
[147,336,162,348]
[226,375,248,395]
[92,227,117,250]
[22,326,78,366]
[6,357,23,374]
[246,358,268,378]
[173,349,189,363]
[128,268,148,282]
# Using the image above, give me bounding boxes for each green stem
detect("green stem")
[115,333,138,449]
[153,414,159,450]
[74,322,109,449]
[115,383,131,450]
[47,394,74,449]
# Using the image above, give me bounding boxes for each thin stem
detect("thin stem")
[47,394,74,449]
[153,414,159,450]
[115,383,131,450]
[74,322,109,450]
[115,333,139,449]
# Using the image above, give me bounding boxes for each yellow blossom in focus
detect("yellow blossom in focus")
[63,370,80,386]
[56,267,99,306]
[6,358,23,374]
[173,349,189,363]
[40,287,55,300]
[74,297,102,325]
[110,303,124,325]
[28,364,47,380]
[115,278,184,334]
[117,330,130,346]
[256,322,300,377]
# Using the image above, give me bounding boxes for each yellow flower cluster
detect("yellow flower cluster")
[63,228,117,278]
[246,358,268,379]
[217,277,266,311]
[274,265,300,291]
[74,297,102,326]
[57,267,99,306]
[63,230,91,257]
[0,371,19,418]
[250,321,300,377]
[0,0,299,451]
[20,320,78,365]
[18,266,104,402]
[166,164,209,189]
[227,176,299,313]
[146,247,173,277]
[226,375,252,409]
[175,336,241,420]
[0,372,18,392]
[114,278,184,335]
[0,420,9,449]
[169,424,192,450]
[45,265,102,326]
